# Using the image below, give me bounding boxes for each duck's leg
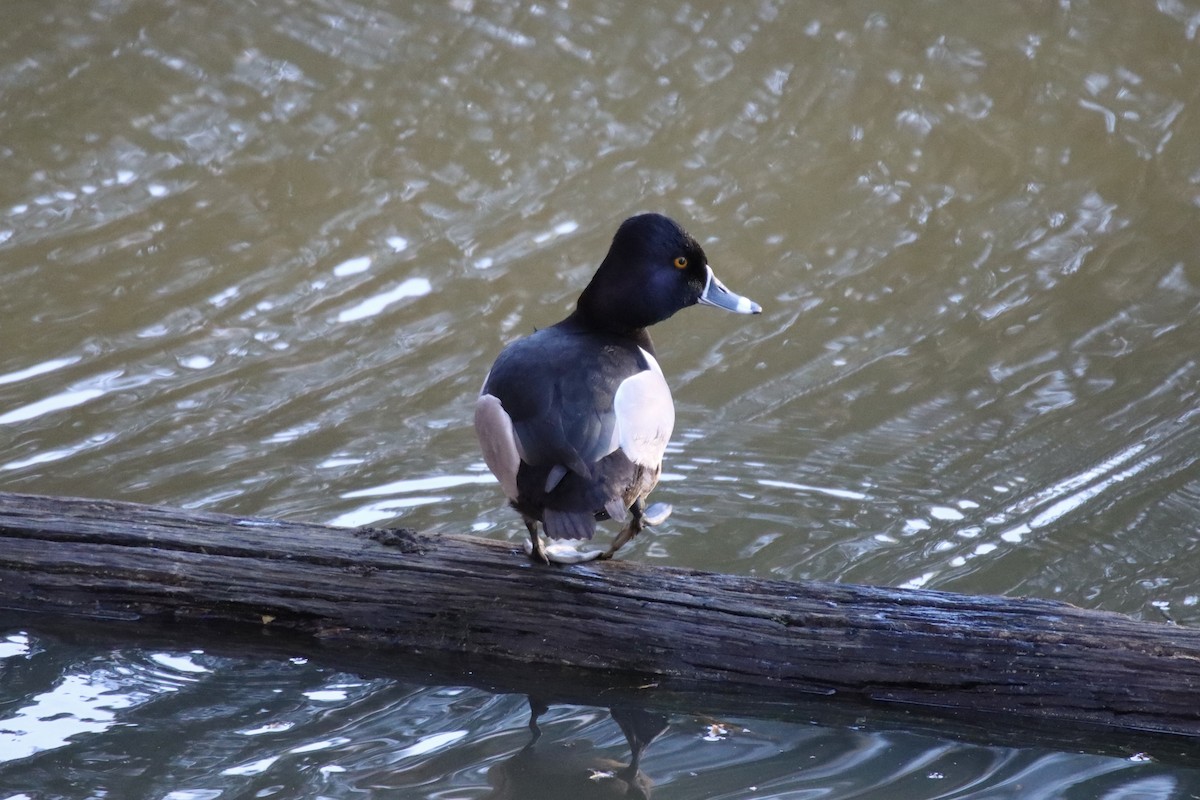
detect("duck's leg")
[526,696,549,744]
[599,497,673,560]
[600,502,642,560]
[524,518,549,564]
[611,706,669,774]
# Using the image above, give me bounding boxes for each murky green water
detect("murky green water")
[4,0,1200,796]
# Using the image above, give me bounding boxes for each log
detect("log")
[2,490,1199,755]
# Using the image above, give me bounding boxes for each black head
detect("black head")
[574,213,747,334]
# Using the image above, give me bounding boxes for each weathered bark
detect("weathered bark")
[1,490,1199,750]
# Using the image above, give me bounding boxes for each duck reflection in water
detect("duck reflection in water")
[485,698,669,800]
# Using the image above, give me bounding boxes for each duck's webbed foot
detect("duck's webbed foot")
[522,518,606,564]
[598,500,673,560]
[522,538,606,564]
[642,502,672,526]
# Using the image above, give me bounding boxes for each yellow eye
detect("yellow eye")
[673,256,688,269]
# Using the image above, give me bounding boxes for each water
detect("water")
[3,0,1200,795]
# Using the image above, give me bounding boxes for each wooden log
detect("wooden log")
[1,490,1199,752]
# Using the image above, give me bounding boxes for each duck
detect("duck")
[475,213,761,564]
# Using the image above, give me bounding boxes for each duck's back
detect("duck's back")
[476,323,674,539]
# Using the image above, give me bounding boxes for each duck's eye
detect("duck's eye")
[673,256,688,269]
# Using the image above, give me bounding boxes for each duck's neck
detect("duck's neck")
[561,308,656,356]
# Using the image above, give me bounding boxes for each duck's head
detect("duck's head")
[574,213,761,333]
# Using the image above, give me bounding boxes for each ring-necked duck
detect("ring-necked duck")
[475,213,761,563]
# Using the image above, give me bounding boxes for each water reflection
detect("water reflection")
[329,470,497,527]
[485,701,667,799]
[3,623,1196,798]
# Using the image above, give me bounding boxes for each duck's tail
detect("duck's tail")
[542,509,597,540]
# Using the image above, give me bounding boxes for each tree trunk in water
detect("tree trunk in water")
[1,490,1198,750]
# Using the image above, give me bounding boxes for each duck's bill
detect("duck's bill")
[698,265,762,314]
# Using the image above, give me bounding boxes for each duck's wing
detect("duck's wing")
[474,392,521,500]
